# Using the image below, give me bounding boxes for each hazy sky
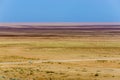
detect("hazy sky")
[0,0,120,22]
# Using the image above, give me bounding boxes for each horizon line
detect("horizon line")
[1,22,120,26]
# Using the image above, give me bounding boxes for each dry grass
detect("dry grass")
[0,60,120,80]
[0,37,120,80]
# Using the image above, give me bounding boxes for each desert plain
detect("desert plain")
[0,23,119,80]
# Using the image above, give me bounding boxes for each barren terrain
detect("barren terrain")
[0,23,119,80]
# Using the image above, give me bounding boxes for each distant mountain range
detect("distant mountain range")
[0,23,120,37]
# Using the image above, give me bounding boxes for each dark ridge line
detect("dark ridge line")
[0,35,118,37]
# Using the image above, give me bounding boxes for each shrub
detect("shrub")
[94,73,99,77]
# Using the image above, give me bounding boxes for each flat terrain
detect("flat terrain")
[0,24,120,80]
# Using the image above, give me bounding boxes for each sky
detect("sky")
[0,0,120,22]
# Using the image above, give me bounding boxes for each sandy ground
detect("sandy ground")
[0,58,120,65]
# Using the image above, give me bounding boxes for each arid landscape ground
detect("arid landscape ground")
[0,23,120,80]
